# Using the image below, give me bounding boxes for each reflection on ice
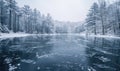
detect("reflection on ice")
[21,59,35,64]
[97,56,111,62]
[0,35,120,71]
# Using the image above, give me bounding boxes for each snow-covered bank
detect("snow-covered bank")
[0,33,120,39]
[84,34,120,39]
[0,33,31,39]
[36,33,120,39]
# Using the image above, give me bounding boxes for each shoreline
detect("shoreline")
[0,33,31,39]
[0,33,120,39]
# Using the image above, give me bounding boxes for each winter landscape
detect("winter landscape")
[0,0,120,71]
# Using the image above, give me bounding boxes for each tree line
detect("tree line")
[85,0,120,36]
[0,0,54,34]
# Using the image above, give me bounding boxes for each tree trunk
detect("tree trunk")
[0,1,3,25]
[9,0,12,30]
[14,12,16,32]
[17,15,20,32]
[101,20,105,35]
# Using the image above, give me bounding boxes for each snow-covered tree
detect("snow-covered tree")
[85,0,120,36]
[86,3,99,35]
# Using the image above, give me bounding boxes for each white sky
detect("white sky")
[16,0,97,22]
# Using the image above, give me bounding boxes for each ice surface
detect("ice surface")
[9,65,17,71]
[21,59,35,64]
[98,56,111,62]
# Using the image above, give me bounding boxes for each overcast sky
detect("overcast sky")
[16,0,98,22]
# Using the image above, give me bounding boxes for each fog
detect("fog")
[16,0,97,22]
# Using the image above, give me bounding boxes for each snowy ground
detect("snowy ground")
[0,33,31,39]
[89,35,119,38]
[0,33,120,39]
[84,34,120,39]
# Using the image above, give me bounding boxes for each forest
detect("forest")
[0,0,120,71]
[0,0,54,34]
[0,0,120,36]
[85,0,120,36]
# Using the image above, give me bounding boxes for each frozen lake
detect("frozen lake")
[0,35,120,71]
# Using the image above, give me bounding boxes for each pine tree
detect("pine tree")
[98,0,107,35]
[86,3,99,35]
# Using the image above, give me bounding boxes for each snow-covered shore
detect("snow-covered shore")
[38,33,120,39]
[0,33,31,39]
[84,34,120,39]
[0,33,120,39]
